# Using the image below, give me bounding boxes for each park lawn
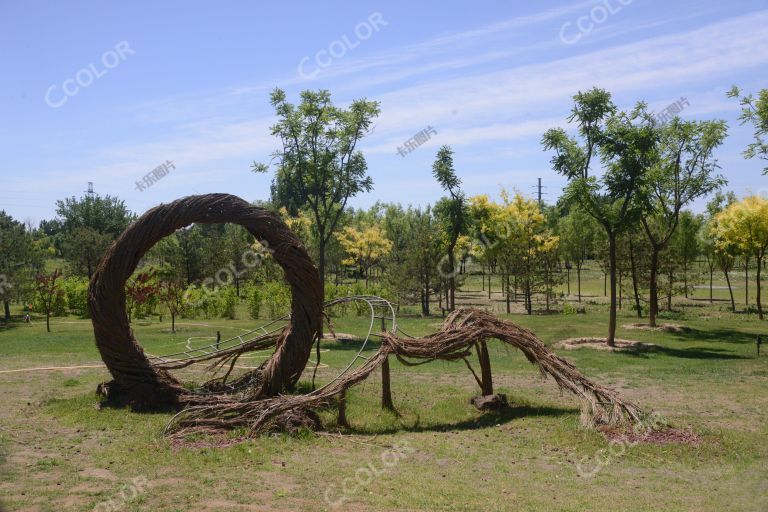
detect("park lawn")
[0,303,767,511]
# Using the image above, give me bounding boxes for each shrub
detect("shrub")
[60,276,89,318]
[219,287,238,320]
[262,281,291,319]
[246,286,261,320]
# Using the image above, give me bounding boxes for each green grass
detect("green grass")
[1,286,767,511]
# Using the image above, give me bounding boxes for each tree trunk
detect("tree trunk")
[477,342,493,396]
[577,265,582,303]
[757,255,764,320]
[709,267,714,304]
[745,258,750,309]
[171,311,176,333]
[724,268,736,312]
[566,267,571,296]
[667,268,673,312]
[3,300,9,321]
[648,247,660,327]
[337,388,349,428]
[607,233,617,347]
[381,356,395,410]
[505,272,511,314]
[628,240,641,318]
[46,311,51,333]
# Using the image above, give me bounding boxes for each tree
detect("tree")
[336,224,393,287]
[157,279,185,333]
[125,270,159,322]
[255,88,380,294]
[556,208,600,302]
[702,192,737,311]
[0,211,40,320]
[382,206,442,316]
[55,194,134,278]
[35,269,63,332]
[640,118,726,326]
[62,227,113,279]
[493,191,559,315]
[713,196,768,319]
[55,194,135,236]
[543,88,656,345]
[433,146,468,311]
[728,86,768,174]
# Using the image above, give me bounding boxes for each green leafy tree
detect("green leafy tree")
[432,145,468,311]
[254,88,380,293]
[556,208,600,302]
[543,88,656,345]
[0,211,41,319]
[640,118,727,326]
[728,86,768,174]
[55,194,134,278]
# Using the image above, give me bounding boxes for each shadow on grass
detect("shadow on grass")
[343,403,576,436]
[621,344,750,360]
[669,327,758,345]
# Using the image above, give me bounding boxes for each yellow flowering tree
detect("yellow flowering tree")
[336,224,393,288]
[713,196,768,319]
[487,190,559,314]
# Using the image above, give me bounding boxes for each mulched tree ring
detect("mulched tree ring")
[553,338,657,352]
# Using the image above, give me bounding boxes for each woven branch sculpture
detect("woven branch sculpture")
[88,193,646,437]
[87,193,322,410]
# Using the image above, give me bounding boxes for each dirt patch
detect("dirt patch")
[322,332,363,343]
[623,323,690,333]
[600,426,702,446]
[170,435,249,451]
[554,338,656,352]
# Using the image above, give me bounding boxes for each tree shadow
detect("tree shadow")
[620,344,750,360]
[669,327,758,345]
[342,403,577,436]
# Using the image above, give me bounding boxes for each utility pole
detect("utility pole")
[537,178,542,208]
[531,178,547,209]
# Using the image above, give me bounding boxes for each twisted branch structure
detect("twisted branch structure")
[165,309,644,437]
[87,193,322,410]
[88,193,645,438]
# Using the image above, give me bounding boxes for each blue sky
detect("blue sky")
[1,0,767,225]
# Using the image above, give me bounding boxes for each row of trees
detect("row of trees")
[2,85,766,345]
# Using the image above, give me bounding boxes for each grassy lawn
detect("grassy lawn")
[1,297,767,511]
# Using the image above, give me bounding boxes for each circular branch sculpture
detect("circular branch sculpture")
[87,193,322,410]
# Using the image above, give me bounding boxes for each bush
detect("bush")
[61,276,90,318]
[219,287,238,320]
[246,286,261,320]
[262,281,291,319]
[33,290,67,317]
